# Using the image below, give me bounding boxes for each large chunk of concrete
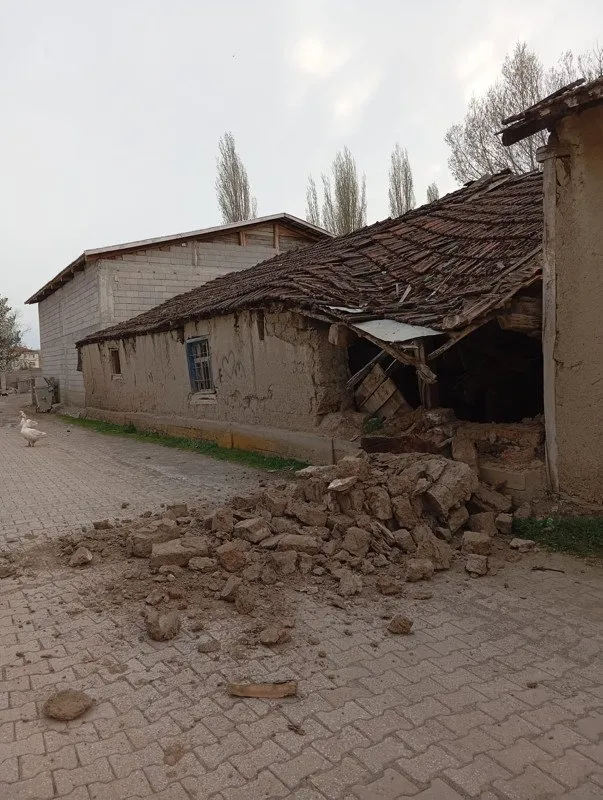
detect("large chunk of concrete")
[287,502,328,528]
[461,531,492,556]
[412,524,453,570]
[234,518,272,544]
[341,527,371,558]
[126,526,181,558]
[365,486,393,521]
[150,536,209,568]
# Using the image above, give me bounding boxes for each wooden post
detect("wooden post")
[417,341,439,409]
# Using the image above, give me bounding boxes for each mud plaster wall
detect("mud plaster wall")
[81,310,349,433]
[542,105,603,502]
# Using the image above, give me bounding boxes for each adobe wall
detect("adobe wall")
[81,310,350,435]
[541,104,603,502]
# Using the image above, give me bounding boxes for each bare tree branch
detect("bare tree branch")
[309,147,366,235]
[305,176,321,227]
[445,41,603,184]
[388,144,415,217]
[426,182,440,203]
[215,132,257,223]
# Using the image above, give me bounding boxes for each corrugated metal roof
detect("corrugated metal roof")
[78,169,544,347]
[26,213,331,304]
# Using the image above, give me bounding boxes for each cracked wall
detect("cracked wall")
[81,310,349,433]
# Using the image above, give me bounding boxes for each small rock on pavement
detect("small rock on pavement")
[144,609,181,641]
[411,588,433,600]
[510,537,536,552]
[406,558,435,582]
[69,547,93,567]
[376,575,404,596]
[461,531,492,556]
[234,587,256,615]
[43,689,94,721]
[259,625,291,646]
[388,615,414,635]
[0,560,16,579]
[465,554,489,576]
[92,519,111,530]
[338,569,363,597]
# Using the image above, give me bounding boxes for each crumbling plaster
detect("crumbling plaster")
[81,310,350,434]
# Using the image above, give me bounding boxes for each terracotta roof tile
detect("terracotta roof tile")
[78,169,543,347]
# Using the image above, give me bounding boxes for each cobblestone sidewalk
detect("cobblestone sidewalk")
[1,395,602,799]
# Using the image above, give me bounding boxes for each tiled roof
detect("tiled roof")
[500,76,603,146]
[78,169,544,347]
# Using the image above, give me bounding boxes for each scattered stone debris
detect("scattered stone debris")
[465,554,489,577]
[0,559,16,579]
[406,558,434,582]
[144,609,181,641]
[259,625,291,646]
[411,588,433,600]
[92,519,111,530]
[462,532,492,556]
[68,547,93,567]
[227,681,298,698]
[387,615,414,634]
[510,538,536,553]
[42,689,94,721]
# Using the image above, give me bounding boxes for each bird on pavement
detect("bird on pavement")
[19,411,38,428]
[20,423,47,447]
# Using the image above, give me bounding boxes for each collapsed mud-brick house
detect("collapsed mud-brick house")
[77,76,603,504]
[26,214,329,406]
[76,170,545,481]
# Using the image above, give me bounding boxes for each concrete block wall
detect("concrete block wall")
[38,266,100,406]
[36,222,316,406]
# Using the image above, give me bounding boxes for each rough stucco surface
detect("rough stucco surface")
[545,105,603,502]
[82,310,350,434]
[37,224,312,407]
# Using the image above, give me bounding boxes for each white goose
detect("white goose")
[20,416,47,447]
[19,411,38,428]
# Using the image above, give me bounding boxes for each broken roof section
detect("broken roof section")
[26,213,331,305]
[499,76,603,146]
[78,169,544,347]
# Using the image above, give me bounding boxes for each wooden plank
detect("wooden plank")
[355,364,391,407]
[273,223,280,252]
[361,378,397,414]
[238,230,246,246]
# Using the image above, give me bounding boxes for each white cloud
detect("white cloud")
[332,71,382,122]
[289,35,351,79]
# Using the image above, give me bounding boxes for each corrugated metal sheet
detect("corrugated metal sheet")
[352,319,440,343]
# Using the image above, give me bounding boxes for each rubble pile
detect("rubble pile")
[59,453,524,601]
[43,452,541,648]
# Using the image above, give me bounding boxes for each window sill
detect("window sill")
[190,391,217,405]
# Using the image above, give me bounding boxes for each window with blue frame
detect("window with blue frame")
[186,337,214,392]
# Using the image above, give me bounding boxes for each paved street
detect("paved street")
[1,395,602,799]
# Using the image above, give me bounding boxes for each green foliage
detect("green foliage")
[514,516,603,558]
[57,415,307,472]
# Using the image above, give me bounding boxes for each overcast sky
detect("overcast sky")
[1,0,600,347]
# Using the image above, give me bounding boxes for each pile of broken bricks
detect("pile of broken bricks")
[86,453,535,606]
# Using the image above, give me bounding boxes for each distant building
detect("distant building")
[12,347,40,370]
[26,215,330,406]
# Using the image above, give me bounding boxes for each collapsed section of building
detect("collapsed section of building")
[76,169,545,490]
[76,76,603,505]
